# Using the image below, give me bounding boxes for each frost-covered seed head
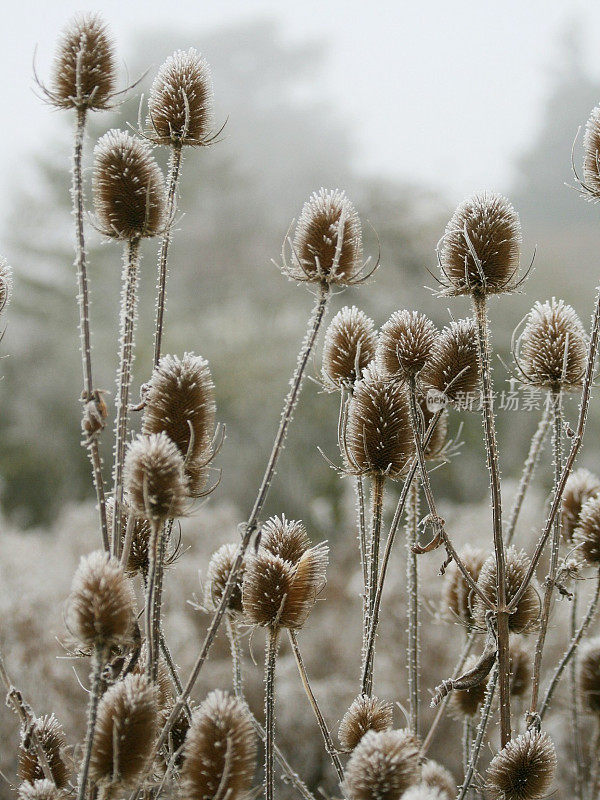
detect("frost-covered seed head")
[485,730,557,800]
[562,468,600,543]
[578,637,600,713]
[401,787,447,800]
[338,695,393,751]
[125,432,188,520]
[439,192,521,296]
[473,547,539,633]
[449,655,488,718]
[420,319,479,404]
[93,130,166,240]
[180,690,256,800]
[573,494,600,566]
[18,715,69,789]
[49,14,116,110]
[0,260,13,313]
[441,545,485,628]
[420,761,456,800]
[343,729,421,800]
[204,543,245,615]
[66,550,134,648]
[583,107,600,199]
[260,515,311,564]
[148,49,214,146]
[376,310,437,382]
[17,781,65,800]
[322,306,377,390]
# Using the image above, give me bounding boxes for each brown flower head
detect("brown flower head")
[562,468,600,543]
[578,637,600,713]
[204,543,245,615]
[420,761,456,800]
[124,433,188,521]
[441,545,486,628]
[0,260,13,313]
[48,14,116,110]
[18,715,69,789]
[376,311,437,383]
[322,306,377,390]
[509,640,532,699]
[439,192,521,296]
[338,695,393,752]
[517,298,587,391]
[473,547,539,633]
[147,49,214,147]
[66,550,134,649]
[106,497,151,576]
[180,690,256,800]
[343,728,421,800]
[242,543,328,630]
[574,494,600,566]
[449,655,489,718]
[485,730,557,800]
[583,106,600,199]
[93,130,166,240]
[284,189,364,286]
[260,515,311,564]
[89,674,158,791]
[344,365,414,479]
[420,318,480,405]
[142,353,216,497]
[18,781,65,800]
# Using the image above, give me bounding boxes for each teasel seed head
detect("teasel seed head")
[147,49,214,147]
[343,728,421,800]
[18,781,65,800]
[376,310,437,383]
[473,547,539,633]
[583,106,600,200]
[48,14,116,110]
[180,690,256,800]
[509,640,532,699]
[441,545,485,628]
[18,715,69,789]
[485,730,557,800]
[562,468,600,543]
[338,695,394,752]
[322,306,377,390]
[573,493,600,565]
[89,674,158,791]
[125,432,188,521]
[284,189,364,286]
[402,787,446,800]
[260,515,311,564]
[204,543,245,615]
[439,192,522,296]
[449,655,488,718]
[578,637,600,713]
[344,364,415,479]
[516,298,587,391]
[421,319,480,405]
[93,130,166,240]
[242,542,328,630]
[420,761,456,800]
[142,353,216,497]
[66,550,134,649]
[0,259,13,313]
[105,496,151,576]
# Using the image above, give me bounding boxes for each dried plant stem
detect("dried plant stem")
[153,144,182,367]
[159,629,192,721]
[472,293,511,746]
[457,665,498,800]
[529,390,563,718]
[226,615,244,700]
[288,630,345,784]
[505,403,551,546]
[111,238,141,558]
[76,645,107,800]
[72,106,108,551]
[362,473,385,696]
[405,477,420,737]
[265,629,279,800]
[462,718,472,780]
[591,720,600,800]
[539,566,600,720]
[356,475,369,656]
[569,590,585,799]
[145,518,163,682]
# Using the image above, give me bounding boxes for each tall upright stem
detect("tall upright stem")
[111,238,141,558]
[71,107,108,550]
[569,591,585,799]
[362,473,385,696]
[145,518,163,682]
[153,145,182,368]
[406,477,420,736]
[76,645,106,800]
[457,665,498,800]
[472,293,511,746]
[265,629,279,800]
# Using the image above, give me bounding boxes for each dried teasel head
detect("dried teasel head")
[344,364,414,479]
[142,353,216,497]
[147,49,214,147]
[509,640,532,699]
[421,318,479,405]
[17,781,65,800]
[583,106,600,200]
[441,545,485,628]
[283,189,365,286]
[562,468,600,543]
[485,730,557,800]
[376,310,437,383]
[93,130,166,240]
[322,306,377,390]
[573,494,600,565]
[420,761,456,800]
[338,695,393,752]
[449,655,488,718]
[0,259,13,313]
[260,515,311,564]
[204,543,245,615]
[402,787,447,800]
[242,541,328,630]
[125,433,188,521]
[473,547,539,633]
[438,192,522,296]
[18,714,69,789]
[89,674,158,791]
[516,298,587,391]
[578,637,600,713]
[180,690,256,800]
[105,497,151,576]
[47,13,116,111]
[343,728,421,800]
[66,550,134,649]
